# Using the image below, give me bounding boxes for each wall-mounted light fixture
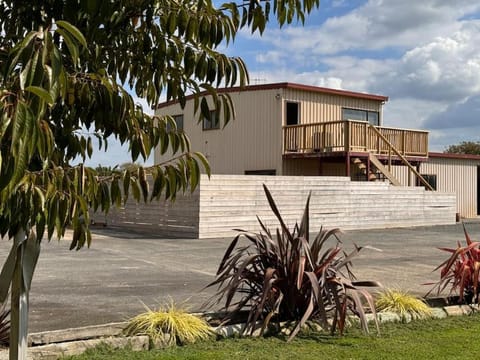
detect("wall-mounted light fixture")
[275,93,281,100]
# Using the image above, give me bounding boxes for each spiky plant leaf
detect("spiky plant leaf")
[428,223,480,304]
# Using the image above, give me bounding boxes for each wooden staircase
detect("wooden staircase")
[352,154,401,185]
[369,125,433,190]
[368,153,402,186]
[351,125,434,190]
[352,157,377,181]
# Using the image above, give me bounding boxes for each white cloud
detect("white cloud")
[248,68,344,89]
[425,95,480,129]
[257,1,480,56]
[241,1,480,151]
[382,98,446,130]
[255,50,285,65]
[133,95,155,115]
[428,126,480,151]
[373,22,480,101]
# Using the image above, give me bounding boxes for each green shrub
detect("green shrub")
[376,289,432,321]
[206,185,381,341]
[124,301,212,345]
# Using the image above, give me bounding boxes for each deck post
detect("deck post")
[366,155,371,181]
[344,121,350,151]
[364,124,368,151]
[346,153,351,178]
[388,148,392,171]
[302,125,306,151]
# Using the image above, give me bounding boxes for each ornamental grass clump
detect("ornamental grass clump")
[376,289,432,321]
[124,302,212,346]
[206,185,381,341]
[427,224,480,304]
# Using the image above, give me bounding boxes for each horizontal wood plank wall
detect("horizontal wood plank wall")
[91,180,200,237]
[92,174,456,239]
[198,174,456,239]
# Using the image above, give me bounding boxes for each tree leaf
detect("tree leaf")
[56,20,88,48]
[25,86,54,105]
[56,28,79,67]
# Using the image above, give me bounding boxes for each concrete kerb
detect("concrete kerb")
[1,303,478,359]
[28,322,128,346]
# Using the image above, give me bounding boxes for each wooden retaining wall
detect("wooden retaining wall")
[198,175,456,238]
[93,175,457,239]
[92,187,200,238]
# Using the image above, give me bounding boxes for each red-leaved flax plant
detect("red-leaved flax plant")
[206,185,381,341]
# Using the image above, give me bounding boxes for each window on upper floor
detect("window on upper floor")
[173,114,184,131]
[342,108,379,126]
[286,102,300,125]
[202,110,220,130]
[166,114,184,132]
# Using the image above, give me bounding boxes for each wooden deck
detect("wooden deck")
[283,120,429,159]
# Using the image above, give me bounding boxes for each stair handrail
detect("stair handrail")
[369,125,434,191]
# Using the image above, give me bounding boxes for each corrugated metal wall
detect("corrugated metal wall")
[155,88,283,175]
[283,88,382,125]
[392,157,480,218]
[155,87,384,175]
[283,159,320,175]
[282,159,347,176]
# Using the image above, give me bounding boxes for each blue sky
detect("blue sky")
[89,0,480,166]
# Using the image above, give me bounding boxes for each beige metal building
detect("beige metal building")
[392,153,480,218]
[155,82,478,218]
[155,82,421,172]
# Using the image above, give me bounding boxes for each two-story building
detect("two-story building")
[154,82,480,219]
[156,82,429,183]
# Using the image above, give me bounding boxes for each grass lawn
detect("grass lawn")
[65,313,480,360]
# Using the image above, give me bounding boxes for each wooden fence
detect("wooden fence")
[91,185,200,238]
[93,174,456,239]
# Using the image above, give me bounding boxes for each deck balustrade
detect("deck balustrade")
[283,120,428,158]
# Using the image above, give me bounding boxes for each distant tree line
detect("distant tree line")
[94,163,140,176]
[444,141,480,155]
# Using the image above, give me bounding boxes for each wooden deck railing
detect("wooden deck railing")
[283,120,429,157]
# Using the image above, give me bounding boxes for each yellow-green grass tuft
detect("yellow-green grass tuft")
[375,289,433,321]
[124,301,213,345]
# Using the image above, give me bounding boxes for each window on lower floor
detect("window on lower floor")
[417,174,437,190]
[244,169,276,175]
[342,108,380,126]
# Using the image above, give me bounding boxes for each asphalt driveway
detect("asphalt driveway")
[0,222,478,333]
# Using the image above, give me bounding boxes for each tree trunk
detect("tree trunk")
[10,229,28,360]
[6,228,40,360]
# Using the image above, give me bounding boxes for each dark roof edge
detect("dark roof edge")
[429,152,480,160]
[156,82,388,110]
